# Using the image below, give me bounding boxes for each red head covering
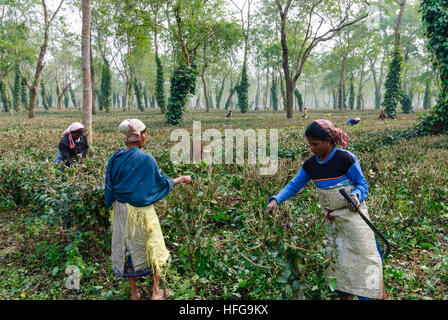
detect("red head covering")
[313,119,349,149]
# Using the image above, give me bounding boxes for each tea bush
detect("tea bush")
[0,109,446,300]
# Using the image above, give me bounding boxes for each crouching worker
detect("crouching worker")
[266,119,386,300]
[105,119,192,300]
[54,122,88,167]
[346,117,360,125]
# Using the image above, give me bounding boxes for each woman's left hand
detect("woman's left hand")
[347,194,360,212]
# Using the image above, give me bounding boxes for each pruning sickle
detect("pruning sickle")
[338,189,391,258]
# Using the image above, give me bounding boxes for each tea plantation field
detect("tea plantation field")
[0,109,446,300]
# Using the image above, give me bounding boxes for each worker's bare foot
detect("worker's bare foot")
[382,286,388,300]
[151,288,169,300]
[130,289,142,300]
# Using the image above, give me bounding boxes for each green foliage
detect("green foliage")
[236,63,249,113]
[216,78,225,109]
[100,59,112,113]
[21,79,28,109]
[165,62,199,125]
[409,87,414,106]
[95,88,101,111]
[356,93,362,110]
[374,88,381,110]
[294,89,303,112]
[0,111,447,300]
[338,86,347,110]
[40,80,48,110]
[143,89,148,108]
[13,63,21,112]
[64,93,69,109]
[349,81,355,110]
[0,78,11,112]
[417,0,448,135]
[155,54,166,113]
[382,47,403,119]
[423,78,432,110]
[270,78,278,111]
[133,78,144,112]
[69,84,76,109]
[47,93,52,108]
[400,91,412,114]
[0,158,108,229]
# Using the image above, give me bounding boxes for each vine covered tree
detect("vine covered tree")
[382,47,403,119]
[294,89,303,112]
[270,78,278,111]
[134,78,144,112]
[100,58,112,112]
[417,0,448,134]
[349,80,355,110]
[155,54,166,113]
[236,63,249,113]
[423,78,432,110]
[400,91,412,113]
[13,63,21,112]
[40,79,48,110]
[381,0,407,119]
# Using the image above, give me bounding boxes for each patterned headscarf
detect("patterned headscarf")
[62,122,84,149]
[314,119,349,149]
[118,119,146,143]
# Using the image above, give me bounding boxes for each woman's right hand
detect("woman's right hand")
[182,175,193,184]
[265,199,278,217]
[174,175,193,185]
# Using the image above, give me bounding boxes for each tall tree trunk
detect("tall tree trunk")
[255,71,261,109]
[202,41,210,113]
[1,75,13,114]
[216,75,226,109]
[338,32,349,110]
[332,86,337,110]
[224,78,237,110]
[395,0,406,48]
[82,0,93,145]
[27,0,64,118]
[278,66,286,110]
[90,33,96,115]
[263,67,269,110]
[277,1,294,118]
[123,82,128,112]
[202,70,210,113]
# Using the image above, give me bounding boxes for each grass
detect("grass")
[0,107,446,300]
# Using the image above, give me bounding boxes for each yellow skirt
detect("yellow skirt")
[111,201,170,277]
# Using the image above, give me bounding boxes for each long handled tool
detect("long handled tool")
[338,189,391,258]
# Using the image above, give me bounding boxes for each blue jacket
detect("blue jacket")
[105,147,174,209]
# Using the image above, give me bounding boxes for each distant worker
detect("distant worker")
[225,110,232,118]
[347,117,361,125]
[302,107,308,118]
[379,110,387,121]
[54,122,89,167]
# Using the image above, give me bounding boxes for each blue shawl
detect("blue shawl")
[105,147,174,209]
